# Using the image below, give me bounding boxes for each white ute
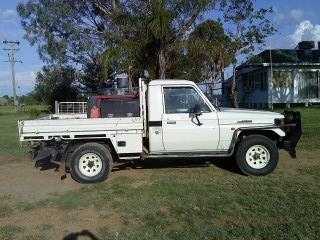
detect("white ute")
[18,79,302,183]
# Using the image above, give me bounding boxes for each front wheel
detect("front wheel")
[235,135,279,176]
[69,142,113,183]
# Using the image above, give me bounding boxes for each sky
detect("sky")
[1,0,320,96]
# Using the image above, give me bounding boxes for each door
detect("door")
[162,86,219,152]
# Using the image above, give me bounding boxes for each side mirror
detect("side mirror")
[189,104,202,126]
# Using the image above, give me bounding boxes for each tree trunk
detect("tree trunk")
[158,48,166,79]
[128,65,133,94]
[231,64,239,108]
[112,0,117,10]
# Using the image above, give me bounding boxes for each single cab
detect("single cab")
[18,79,302,183]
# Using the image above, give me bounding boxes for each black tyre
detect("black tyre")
[69,142,113,183]
[235,135,279,176]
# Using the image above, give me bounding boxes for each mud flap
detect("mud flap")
[282,111,302,158]
[33,146,59,169]
[32,144,67,179]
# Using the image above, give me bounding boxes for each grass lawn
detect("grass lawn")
[0,105,48,157]
[0,106,319,240]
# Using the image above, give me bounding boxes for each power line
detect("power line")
[2,40,22,107]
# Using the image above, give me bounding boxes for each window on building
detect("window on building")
[242,70,268,92]
[242,73,250,92]
[272,71,293,88]
[248,72,255,90]
[261,71,268,90]
[255,71,262,89]
[297,71,319,99]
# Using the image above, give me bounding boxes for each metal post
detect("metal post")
[55,101,59,114]
[2,40,21,108]
[269,39,273,110]
[10,59,18,106]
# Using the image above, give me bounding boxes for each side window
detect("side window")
[163,87,211,114]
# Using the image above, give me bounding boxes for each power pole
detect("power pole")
[2,40,22,107]
[269,40,273,110]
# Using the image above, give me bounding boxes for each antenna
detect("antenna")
[2,40,22,107]
[269,38,273,110]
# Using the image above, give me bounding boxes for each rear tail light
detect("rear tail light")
[90,106,101,118]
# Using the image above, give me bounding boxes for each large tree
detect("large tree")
[18,0,276,96]
[17,0,219,81]
[18,0,106,65]
[33,66,79,110]
[186,20,234,83]
[94,0,218,79]
[220,0,276,107]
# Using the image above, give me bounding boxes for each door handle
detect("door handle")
[167,120,176,124]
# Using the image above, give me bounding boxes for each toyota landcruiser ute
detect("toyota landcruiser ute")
[18,79,302,183]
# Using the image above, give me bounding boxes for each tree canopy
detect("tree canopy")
[18,0,276,98]
[32,66,80,110]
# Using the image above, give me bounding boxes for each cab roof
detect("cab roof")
[148,79,195,86]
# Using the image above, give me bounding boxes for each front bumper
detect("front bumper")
[280,111,302,158]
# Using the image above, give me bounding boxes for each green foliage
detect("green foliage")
[17,0,101,65]
[0,95,14,106]
[17,0,276,93]
[0,225,23,240]
[0,107,29,157]
[186,20,234,82]
[18,93,39,106]
[24,107,43,118]
[33,66,79,111]
[102,0,219,79]
[220,0,276,55]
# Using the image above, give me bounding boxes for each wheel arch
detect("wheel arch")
[238,129,284,142]
[229,127,285,156]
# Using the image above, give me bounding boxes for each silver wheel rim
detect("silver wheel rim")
[79,153,103,177]
[245,145,270,169]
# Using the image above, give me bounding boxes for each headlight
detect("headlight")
[274,118,284,126]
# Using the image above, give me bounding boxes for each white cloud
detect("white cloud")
[289,9,304,22]
[275,8,304,24]
[0,8,18,39]
[289,20,320,46]
[0,9,17,23]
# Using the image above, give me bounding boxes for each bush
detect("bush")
[26,108,43,118]
[20,105,49,118]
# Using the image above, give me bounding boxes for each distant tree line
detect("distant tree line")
[17,0,276,108]
[0,94,38,106]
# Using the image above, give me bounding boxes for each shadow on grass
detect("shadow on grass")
[113,157,243,175]
[63,230,100,240]
[33,153,243,177]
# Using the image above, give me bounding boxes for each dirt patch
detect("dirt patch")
[0,156,141,239]
[0,206,125,239]
[0,157,81,202]
[0,155,23,166]
[0,150,317,203]
[277,150,320,175]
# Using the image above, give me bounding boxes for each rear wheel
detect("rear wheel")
[236,135,279,176]
[70,142,113,183]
